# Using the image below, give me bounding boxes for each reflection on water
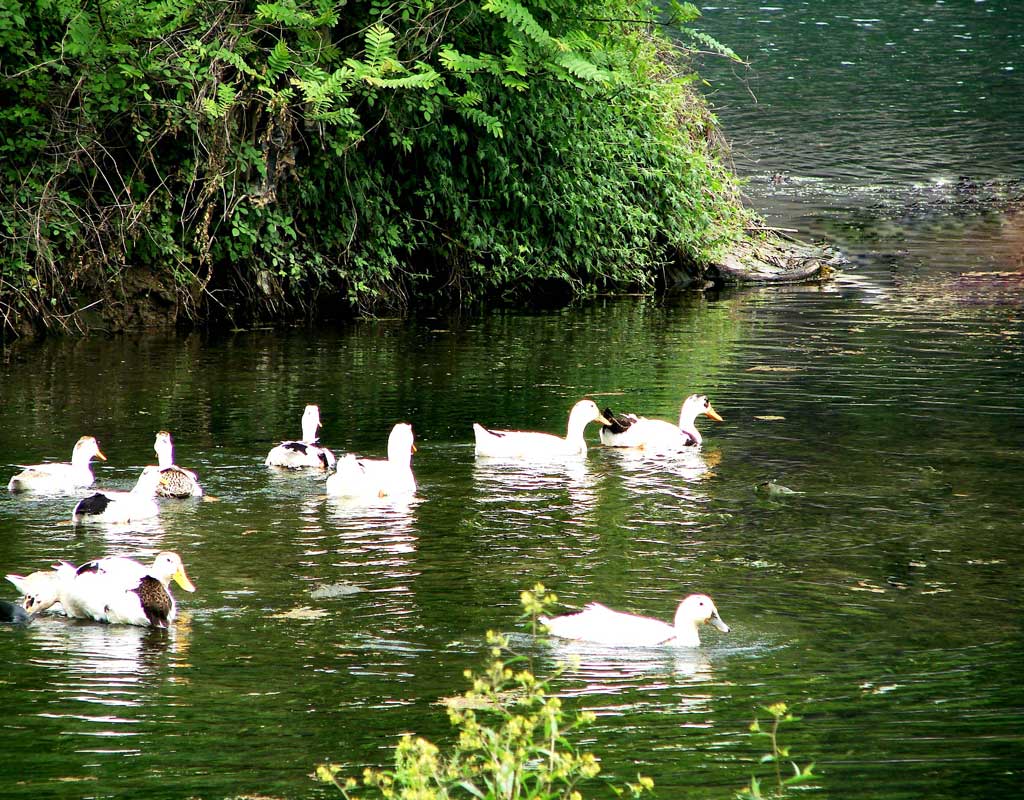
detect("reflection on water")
[22,614,190,756]
[699,1,1024,185]
[1,3,1020,795]
[472,458,600,522]
[544,638,715,697]
[0,286,1020,798]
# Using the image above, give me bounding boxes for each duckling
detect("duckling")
[7,436,106,493]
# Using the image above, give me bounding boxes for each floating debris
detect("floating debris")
[269,606,328,620]
[310,582,363,599]
[755,480,803,495]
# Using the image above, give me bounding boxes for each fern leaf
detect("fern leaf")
[554,53,609,84]
[363,69,440,90]
[456,107,503,139]
[256,3,314,28]
[364,24,396,70]
[212,47,258,78]
[482,0,563,51]
[438,47,494,75]
[451,90,483,108]
[216,83,237,109]
[266,39,292,82]
[680,28,742,61]
[309,108,360,127]
[667,1,702,25]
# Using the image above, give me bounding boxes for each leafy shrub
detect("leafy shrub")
[317,628,654,800]
[0,0,748,336]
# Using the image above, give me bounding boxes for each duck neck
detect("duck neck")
[677,409,703,445]
[672,607,702,647]
[71,446,92,470]
[133,471,161,497]
[387,444,412,469]
[564,412,591,451]
[155,442,174,470]
[301,422,319,443]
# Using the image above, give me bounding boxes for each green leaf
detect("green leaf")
[266,39,291,83]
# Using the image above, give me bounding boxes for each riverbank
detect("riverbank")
[0,1,819,341]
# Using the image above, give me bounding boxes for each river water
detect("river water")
[1,3,1022,799]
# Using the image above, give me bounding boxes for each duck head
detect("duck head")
[73,436,107,466]
[675,593,730,633]
[682,394,723,424]
[154,431,175,469]
[133,465,165,496]
[569,399,612,429]
[387,423,416,462]
[150,552,196,593]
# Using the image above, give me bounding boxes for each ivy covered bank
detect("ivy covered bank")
[0,0,806,338]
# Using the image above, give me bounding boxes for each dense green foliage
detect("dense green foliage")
[0,0,747,336]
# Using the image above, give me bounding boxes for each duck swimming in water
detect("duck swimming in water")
[600,394,723,450]
[71,466,162,524]
[153,431,203,498]
[9,552,195,628]
[326,423,416,498]
[473,399,611,459]
[61,551,195,627]
[7,436,107,493]
[541,594,729,647]
[265,405,336,470]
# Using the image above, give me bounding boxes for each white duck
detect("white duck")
[59,552,195,627]
[541,594,730,647]
[153,431,203,498]
[7,435,107,493]
[473,399,611,459]
[71,466,162,524]
[326,423,416,498]
[5,567,72,616]
[265,404,336,470]
[600,394,723,450]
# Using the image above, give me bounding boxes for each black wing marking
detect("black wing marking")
[74,493,111,517]
[602,408,635,435]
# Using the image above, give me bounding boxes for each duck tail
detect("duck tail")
[602,408,633,434]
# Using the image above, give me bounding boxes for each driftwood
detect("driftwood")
[704,230,842,284]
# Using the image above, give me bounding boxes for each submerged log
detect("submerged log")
[704,230,843,285]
